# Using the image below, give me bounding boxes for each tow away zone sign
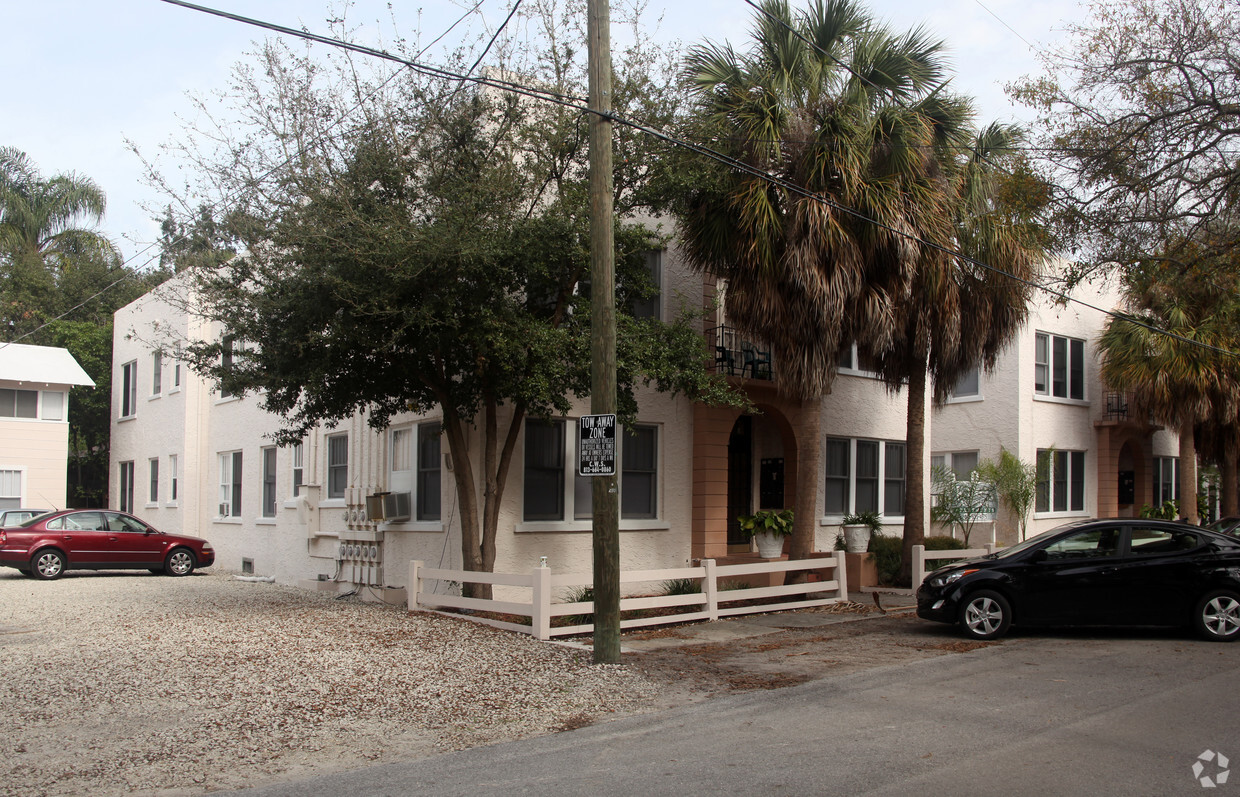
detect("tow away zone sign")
[578,414,617,476]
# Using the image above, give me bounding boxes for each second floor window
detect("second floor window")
[1034,332,1085,400]
[152,352,162,395]
[121,361,137,418]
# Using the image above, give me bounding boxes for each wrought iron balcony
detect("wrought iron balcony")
[707,326,773,381]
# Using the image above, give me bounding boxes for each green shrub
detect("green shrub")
[867,533,903,586]
[660,578,702,595]
[719,579,751,591]
[925,535,967,551]
[561,585,594,626]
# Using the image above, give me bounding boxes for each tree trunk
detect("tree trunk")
[442,408,488,599]
[900,362,928,586]
[1179,417,1198,524]
[789,400,821,564]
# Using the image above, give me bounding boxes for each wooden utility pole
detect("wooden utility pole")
[587,0,620,664]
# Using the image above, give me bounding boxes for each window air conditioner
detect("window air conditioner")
[383,492,412,522]
[218,503,229,517]
[365,493,387,522]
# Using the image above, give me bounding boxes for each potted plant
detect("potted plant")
[737,508,794,558]
[840,510,881,553]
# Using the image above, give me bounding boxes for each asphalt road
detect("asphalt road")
[229,630,1238,796]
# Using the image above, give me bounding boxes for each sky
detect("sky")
[2,0,1091,266]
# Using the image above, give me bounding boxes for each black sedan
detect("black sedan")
[917,519,1240,641]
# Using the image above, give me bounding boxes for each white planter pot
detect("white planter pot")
[843,525,871,554]
[753,530,786,558]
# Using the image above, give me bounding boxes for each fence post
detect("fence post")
[836,552,848,603]
[984,542,997,555]
[408,560,423,612]
[532,564,552,641]
[703,559,718,621]
[912,544,926,587]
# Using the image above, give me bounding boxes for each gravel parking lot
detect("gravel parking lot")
[0,571,668,796]
[0,570,978,796]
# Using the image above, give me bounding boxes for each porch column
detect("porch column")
[692,404,734,560]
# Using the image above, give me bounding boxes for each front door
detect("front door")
[727,416,753,548]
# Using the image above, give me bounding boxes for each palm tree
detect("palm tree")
[863,123,1045,581]
[1098,260,1240,524]
[0,146,118,333]
[678,0,961,559]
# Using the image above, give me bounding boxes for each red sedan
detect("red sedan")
[0,509,214,580]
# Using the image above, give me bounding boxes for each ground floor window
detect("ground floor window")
[261,447,277,517]
[119,461,135,513]
[1153,456,1179,507]
[218,451,242,517]
[526,419,660,523]
[0,469,22,509]
[1036,449,1086,513]
[825,437,906,517]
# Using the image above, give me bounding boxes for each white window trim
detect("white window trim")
[837,342,881,380]
[1033,448,1089,518]
[820,437,907,523]
[283,442,305,508]
[944,367,983,404]
[382,422,446,530]
[1034,331,1087,403]
[0,467,27,507]
[166,454,179,508]
[120,360,138,420]
[516,419,667,532]
[326,433,349,501]
[217,450,243,519]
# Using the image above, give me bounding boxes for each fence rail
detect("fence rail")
[410,556,848,640]
[911,543,997,588]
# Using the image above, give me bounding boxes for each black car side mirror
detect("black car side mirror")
[1029,549,1049,564]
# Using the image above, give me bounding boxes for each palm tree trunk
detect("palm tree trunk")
[900,361,928,586]
[790,401,821,562]
[1179,417,1198,524]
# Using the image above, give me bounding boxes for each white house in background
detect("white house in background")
[931,281,1181,545]
[0,343,95,511]
[109,238,920,599]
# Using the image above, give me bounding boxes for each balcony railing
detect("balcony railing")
[707,325,773,380]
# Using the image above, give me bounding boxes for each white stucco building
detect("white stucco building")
[0,343,95,512]
[110,251,1175,594]
[931,281,1181,544]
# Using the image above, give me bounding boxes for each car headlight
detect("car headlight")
[928,568,977,588]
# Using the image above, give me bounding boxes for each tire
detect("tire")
[31,549,66,580]
[958,589,1012,640]
[164,548,196,577]
[1193,590,1240,642]
[148,569,162,575]
[16,568,31,577]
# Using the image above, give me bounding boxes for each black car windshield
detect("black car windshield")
[990,521,1094,559]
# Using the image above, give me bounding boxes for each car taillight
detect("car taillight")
[0,530,6,544]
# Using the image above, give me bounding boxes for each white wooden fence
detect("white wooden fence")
[911,543,997,587]
[409,556,848,641]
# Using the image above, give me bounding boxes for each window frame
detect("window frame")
[1153,457,1180,506]
[148,457,159,505]
[1035,448,1087,516]
[217,450,243,519]
[168,454,178,504]
[1034,332,1086,401]
[152,351,162,396]
[261,446,277,518]
[0,469,24,510]
[823,436,906,520]
[416,421,442,522]
[520,418,664,530]
[119,461,135,513]
[120,360,138,418]
[326,434,348,501]
[946,366,981,402]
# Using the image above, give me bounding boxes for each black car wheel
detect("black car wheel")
[164,548,196,577]
[31,549,66,580]
[959,589,1012,640]
[1194,590,1240,642]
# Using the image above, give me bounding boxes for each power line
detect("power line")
[147,0,1240,359]
[14,0,1232,362]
